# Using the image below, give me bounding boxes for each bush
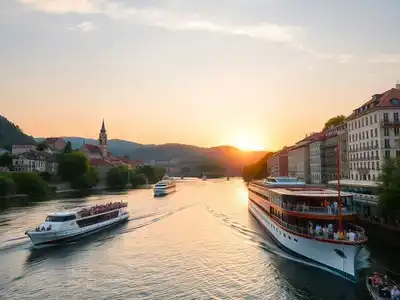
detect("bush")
[130,172,147,188]
[10,172,48,196]
[0,176,16,196]
[71,167,100,190]
[106,166,129,189]
[39,171,52,181]
[135,165,165,184]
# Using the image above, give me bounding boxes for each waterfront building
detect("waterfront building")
[42,137,66,152]
[12,151,47,172]
[347,83,400,182]
[11,144,36,155]
[309,137,324,184]
[288,133,321,183]
[267,148,289,177]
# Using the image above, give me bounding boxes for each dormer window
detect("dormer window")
[391,98,399,105]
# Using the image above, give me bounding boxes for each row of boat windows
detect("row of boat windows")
[76,211,119,228]
[46,215,76,222]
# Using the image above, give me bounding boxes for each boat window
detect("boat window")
[45,215,76,222]
[294,238,298,242]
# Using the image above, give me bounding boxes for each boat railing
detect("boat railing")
[269,213,367,244]
[282,203,357,215]
[78,201,128,218]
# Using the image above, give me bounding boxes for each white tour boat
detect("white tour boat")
[248,176,367,282]
[153,178,176,197]
[25,201,130,246]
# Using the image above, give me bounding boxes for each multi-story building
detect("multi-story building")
[43,137,66,152]
[12,144,36,155]
[347,83,400,182]
[288,133,321,183]
[267,148,289,177]
[12,151,47,172]
[309,137,324,184]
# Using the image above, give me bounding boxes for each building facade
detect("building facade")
[12,145,36,155]
[347,84,400,182]
[43,137,66,152]
[12,151,46,172]
[268,148,289,177]
[309,139,323,184]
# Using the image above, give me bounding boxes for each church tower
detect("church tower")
[98,119,108,157]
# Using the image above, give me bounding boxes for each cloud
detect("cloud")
[19,0,352,63]
[368,54,400,64]
[68,21,95,32]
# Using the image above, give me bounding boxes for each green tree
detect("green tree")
[135,165,165,183]
[39,171,51,181]
[71,166,99,190]
[63,141,73,153]
[323,115,346,131]
[241,153,272,182]
[0,176,16,196]
[377,157,400,222]
[36,141,48,151]
[11,172,47,196]
[0,152,12,168]
[58,152,90,182]
[106,165,129,189]
[130,172,147,188]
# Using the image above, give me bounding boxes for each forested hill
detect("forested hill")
[0,115,36,149]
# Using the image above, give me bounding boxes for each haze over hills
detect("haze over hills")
[35,136,268,171]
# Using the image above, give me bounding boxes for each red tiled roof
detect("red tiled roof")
[44,137,64,144]
[348,87,400,120]
[89,158,113,166]
[82,144,102,154]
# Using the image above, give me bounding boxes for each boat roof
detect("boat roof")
[264,177,306,185]
[47,210,79,216]
[268,187,353,197]
[328,180,379,188]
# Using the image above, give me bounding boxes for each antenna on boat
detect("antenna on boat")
[335,144,343,234]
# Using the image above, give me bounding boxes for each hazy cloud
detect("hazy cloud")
[68,21,95,32]
[368,54,400,64]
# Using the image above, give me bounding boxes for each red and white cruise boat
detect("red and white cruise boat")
[248,177,368,281]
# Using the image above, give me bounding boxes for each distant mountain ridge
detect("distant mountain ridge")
[0,115,36,148]
[35,137,268,171]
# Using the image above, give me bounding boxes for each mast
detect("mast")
[336,144,343,233]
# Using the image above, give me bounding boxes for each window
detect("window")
[384,113,389,122]
[374,114,378,123]
[385,150,390,158]
[370,129,373,137]
[368,174,371,180]
[396,151,400,157]
[45,215,76,222]
[366,131,369,139]
[395,112,399,121]
[376,150,379,159]
[395,128,400,136]
[358,120,361,128]
[375,128,378,137]
[366,117,369,126]
[375,140,379,147]
[362,132,365,140]
[362,118,364,127]
[377,162,380,170]
[391,98,400,105]
[370,115,373,124]
[384,128,390,136]
[372,162,375,169]
[384,139,390,148]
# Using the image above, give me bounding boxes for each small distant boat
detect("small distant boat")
[366,273,399,300]
[202,174,207,181]
[25,201,129,246]
[154,179,176,197]
[227,176,230,181]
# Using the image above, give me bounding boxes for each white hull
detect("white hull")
[154,186,176,197]
[27,212,129,246]
[248,199,362,281]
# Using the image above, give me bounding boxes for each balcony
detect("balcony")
[380,119,400,127]
[356,167,369,174]
[282,203,357,216]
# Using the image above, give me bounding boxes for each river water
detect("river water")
[0,179,398,299]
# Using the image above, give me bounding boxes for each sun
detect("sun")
[231,135,264,151]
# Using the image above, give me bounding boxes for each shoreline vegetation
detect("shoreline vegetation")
[0,151,165,202]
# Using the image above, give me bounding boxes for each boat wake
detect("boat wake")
[207,206,366,282]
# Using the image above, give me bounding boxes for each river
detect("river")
[0,179,398,299]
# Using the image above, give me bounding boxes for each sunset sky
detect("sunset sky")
[1,0,399,151]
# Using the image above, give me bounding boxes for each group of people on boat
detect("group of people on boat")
[368,272,400,299]
[78,201,127,218]
[308,222,365,242]
[284,199,350,215]
[34,224,52,232]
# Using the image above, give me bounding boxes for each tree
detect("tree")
[135,165,165,184]
[11,172,47,196]
[0,152,12,168]
[323,115,346,131]
[39,171,51,181]
[377,157,400,223]
[58,152,90,182]
[36,141,48,151]
[130,172,147,188]
[106,165,130,189]
[63,141,73,154]
[0,176,16,196]
[71,166,99,190]
[241,153,272,182]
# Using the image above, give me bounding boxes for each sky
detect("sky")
[1,0,400,151]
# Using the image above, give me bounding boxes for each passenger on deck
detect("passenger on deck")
[347,230,356,242]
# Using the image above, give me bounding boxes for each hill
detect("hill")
[0,115,36,148]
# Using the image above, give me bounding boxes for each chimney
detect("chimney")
[396,81,400,90]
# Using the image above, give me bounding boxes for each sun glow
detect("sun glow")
[231,135,264,151]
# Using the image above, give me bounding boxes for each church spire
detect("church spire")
[101,118,106,132]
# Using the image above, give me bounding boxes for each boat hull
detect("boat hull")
[248,199,362,281]
[153,186,176,197]
[27,213,129,246]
